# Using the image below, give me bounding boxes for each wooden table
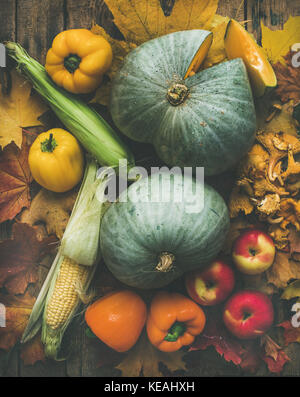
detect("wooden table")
[0,0,300,377]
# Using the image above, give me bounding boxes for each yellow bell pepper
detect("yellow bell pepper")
[45,29,112,94]
[28,128,85,192]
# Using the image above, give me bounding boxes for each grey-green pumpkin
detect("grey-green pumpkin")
[100,172,230,289]
[110,30,257,176]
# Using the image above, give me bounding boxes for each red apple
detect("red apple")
[232,229,275,275]
[223,290,274,339]
[185,260,235,306]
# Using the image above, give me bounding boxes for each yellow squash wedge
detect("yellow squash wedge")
[224,19,277,97]
[184,32,213,79]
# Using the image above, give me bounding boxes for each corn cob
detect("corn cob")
[41,254,96,359]
[45,257,89,330]
[21,156,109,360]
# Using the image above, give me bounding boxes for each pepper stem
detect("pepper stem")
[156,252,175,272]
[40,133,58,153]
[167,83,189,106]
[64,54,81,73]
[164,321,186,342]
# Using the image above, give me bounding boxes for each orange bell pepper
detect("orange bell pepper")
[85,290,147,353]
[146,291,206,352]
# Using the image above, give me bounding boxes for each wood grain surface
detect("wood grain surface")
[0,0,299,377]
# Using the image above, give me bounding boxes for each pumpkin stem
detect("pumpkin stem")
[156,252,175,272]
[167,83,189,106]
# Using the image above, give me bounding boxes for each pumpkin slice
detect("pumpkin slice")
[184,32,213,79]
[224,19,277,97]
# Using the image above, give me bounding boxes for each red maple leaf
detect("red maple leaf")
[279,320,300,345]
[0,134,32,223]
[0,222,57,294]
[189,312,246,366]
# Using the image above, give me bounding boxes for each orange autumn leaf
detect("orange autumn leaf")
[0,134,32,223]
[0,223,57,295]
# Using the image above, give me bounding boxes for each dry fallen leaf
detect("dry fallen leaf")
[260,334,290,373]
[0,134,32,223]
[0,69,47,149]
[279,321,300,346]
[0,291,35,351]
[261,16,300,65]
[266,251,300,289]
[20,188,77,239]
[273,51,300,104]
[288,227,300,261]
[116,331,186,377]
[0,222,56,294]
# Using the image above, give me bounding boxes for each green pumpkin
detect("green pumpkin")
[100,172,230,289]
[110,30,257,176]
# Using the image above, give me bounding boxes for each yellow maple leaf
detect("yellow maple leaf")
[261,16,300,65]
[116,332,187,377]
[105,0,219,45]
[0,70,47,149]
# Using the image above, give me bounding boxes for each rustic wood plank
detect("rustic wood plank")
[65,317,84,377]
[66,0,122,39]
[15,0,64,63]
[19,357,66,377]
[246,0,299,42]
[1,347,19,377]
[0,0,16,42]
[217,0,246,22]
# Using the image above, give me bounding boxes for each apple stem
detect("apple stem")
[243,311,252,321]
